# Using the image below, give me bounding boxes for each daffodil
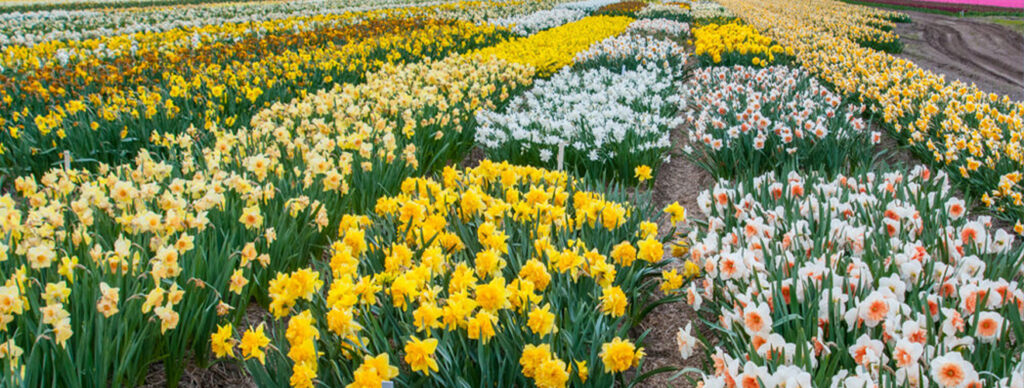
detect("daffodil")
[210,323,235,359]
[634,165,653,182]
[347,353,398,388]
[239,324,271,364]
[599,286,628,317]
[660,269,684,294]
[600,337,643,373]
[527,303,558,336]
[403,337,439,375]
[664,202,686,224]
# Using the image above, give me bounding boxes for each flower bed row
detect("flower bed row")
[222,160,679,387]
[689,0,736,20]
[681,65,876,178]
[476,18,692,185]
[637,3,692,23]
[0,0,466,48]
[692,22,794,67]
[490,8,587,36]
[473,15,634,78]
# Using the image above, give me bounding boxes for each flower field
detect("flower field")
[0,0,1022,387]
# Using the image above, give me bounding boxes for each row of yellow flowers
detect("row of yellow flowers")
[2,17,432,106]
[774,0,902,52]
[691,22,793,66]
[473,15,634,77]
[0,12,358,73]
[1,19,508,177]
[716,0,1024,221]
[219,160,687,388]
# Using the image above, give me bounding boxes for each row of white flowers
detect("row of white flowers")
[625,17,690,35]
[683,166,1024,387]
[573,31,689,71]
[690,0,734,18]
[554,0,621,11]
[476,64,682,178]
[0,0,433,46]
[476,30,688,183]
[488,8,585,36]
[680,65,876,177]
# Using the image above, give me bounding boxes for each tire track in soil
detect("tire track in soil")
[895,10,1024,100]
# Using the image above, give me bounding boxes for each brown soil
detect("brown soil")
[650,130,716,221]
[634,125,715,388]
[140,361,254,388]
[872,122,922,168]
[895,10,1024,99]
[460,146,487,169]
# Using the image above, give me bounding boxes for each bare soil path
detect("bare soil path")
[634,125,714,388]
[895,10,1024,99]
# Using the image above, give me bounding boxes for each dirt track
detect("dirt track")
[633,124,714,388]
[896,10,1024,99]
